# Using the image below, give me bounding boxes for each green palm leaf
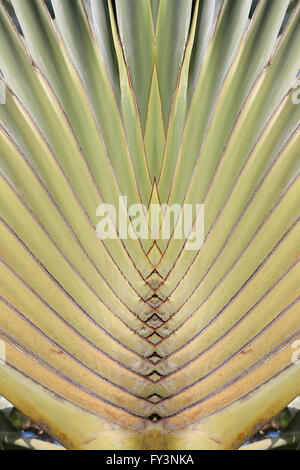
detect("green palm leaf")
[0,0,299,450]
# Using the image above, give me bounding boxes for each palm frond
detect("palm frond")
[0,0,299,450]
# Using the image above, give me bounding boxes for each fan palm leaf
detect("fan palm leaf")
[0,0,299,450]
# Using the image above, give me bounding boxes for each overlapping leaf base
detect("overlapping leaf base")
[0,0,299,450]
